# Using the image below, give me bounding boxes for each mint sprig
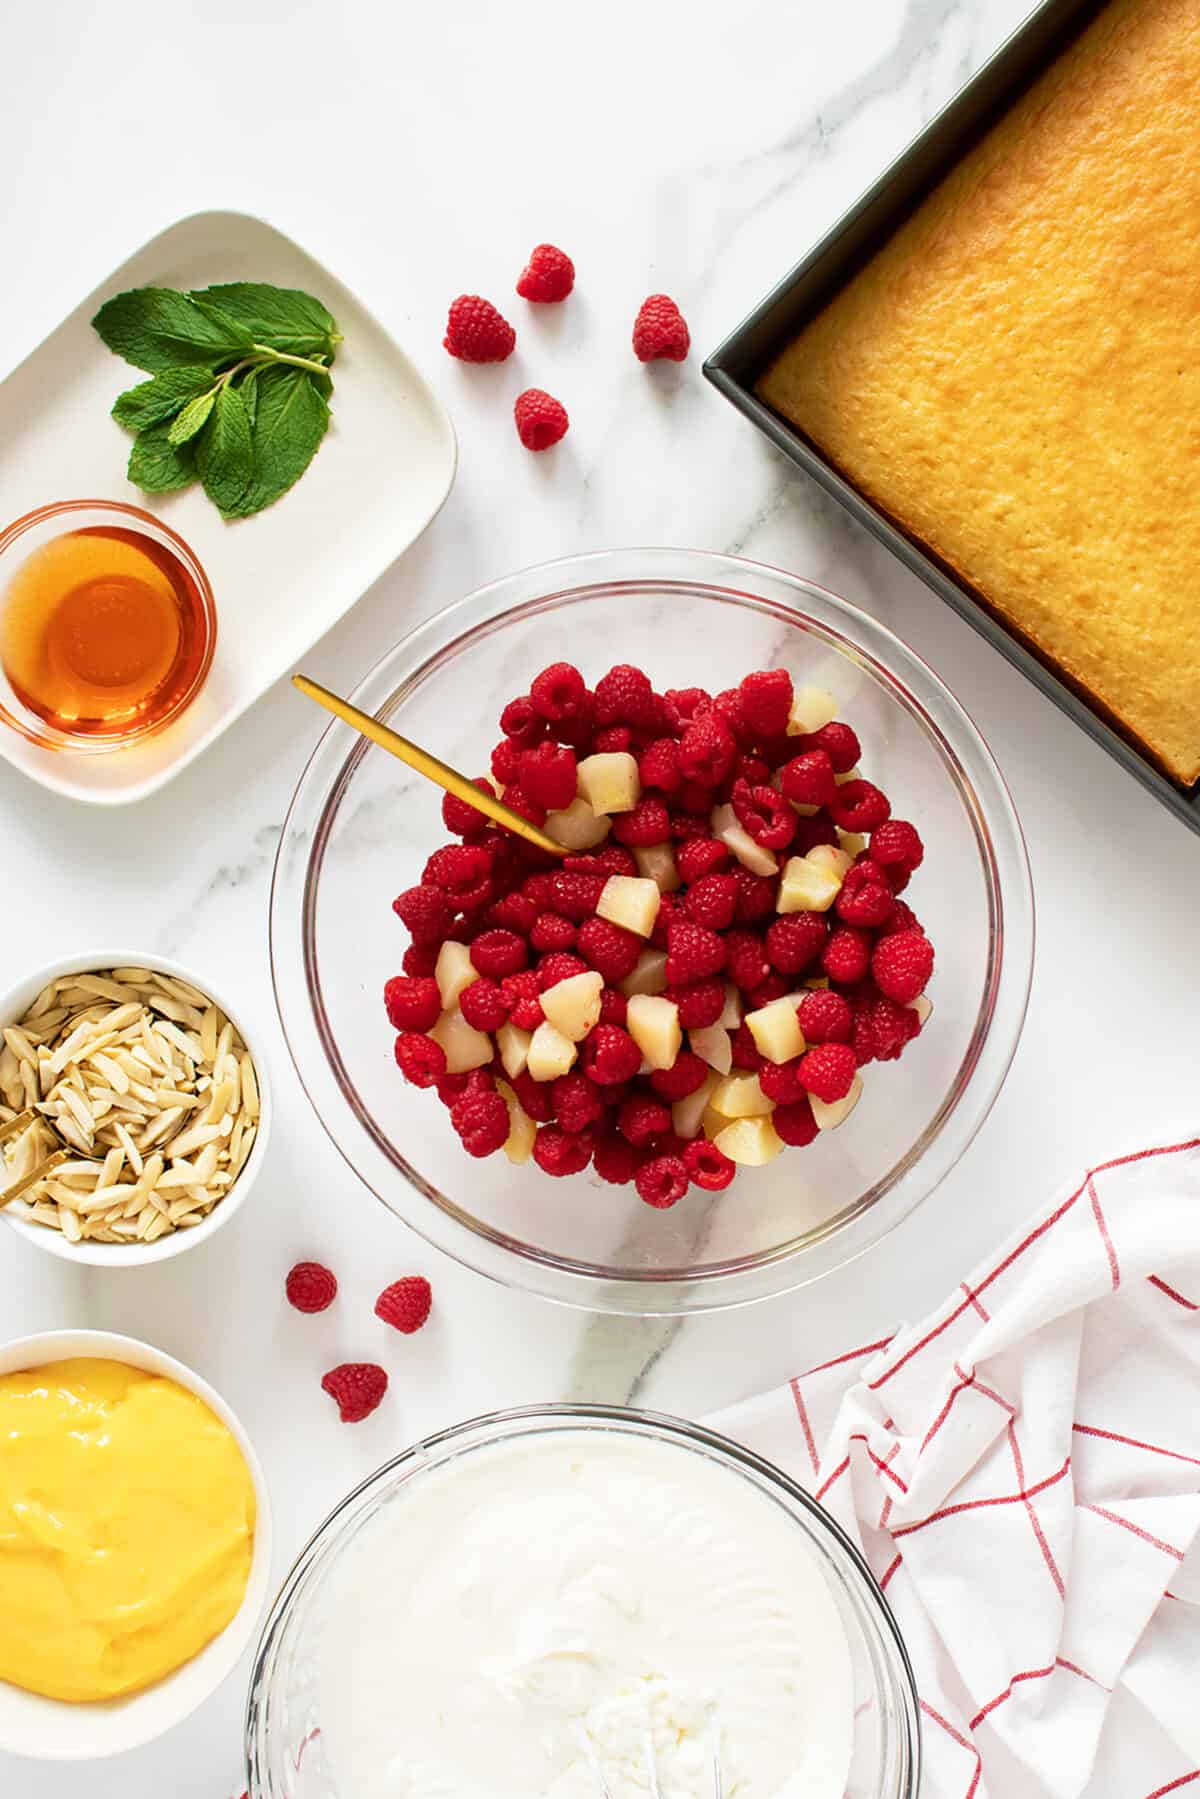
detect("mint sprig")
[93,283,340,520]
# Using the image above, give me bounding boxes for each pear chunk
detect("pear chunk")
[620,949,669,997]
[596,875,661,939]
[435,940,477,1010]
[745,996,806,1065]
[545,796,611,851]
[576,752,641,816]
[526,1022,578,1082]
[714,1115,785,1166]
[540,971,603,1042]
[811,1074,862,1130]
[633,844,681,892]
[777,853,842,915]
[672,1070,718,1140]
[496,1020,532,1079]
[786,684,839,737]
[497,1081,536,1164]
[710,803,779,877]
[430,1008,493,1074]
[625,994,682,1071]
[711,1071,775,1119]
[689,1023,733,1076]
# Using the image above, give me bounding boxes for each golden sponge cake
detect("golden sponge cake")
[758,0,1200,784]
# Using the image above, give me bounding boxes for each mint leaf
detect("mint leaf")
[127,422,197,494]
[223,365,330,519]
[168,389,217,446]
[111,366,216,431]
[194,386,254,515]
[190,283,339,363]
[239,367,260,429]
[92,287,252,372]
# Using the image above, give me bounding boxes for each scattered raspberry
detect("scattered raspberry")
[731,780,795,851]
[822,926,873,985]
[765,913,827,974]
[747,972,791,1006]
[636,1153,689,1208]
[470,928,528,979]
[860,994,921,1062]
[667,977,725,1029]
[663,686,712,731]
[501,783,547,829]
[450,1084,510,1156]
[799,1042,857,1104]
[731,867,777,924]
[530,911,578,953]
[779,749,837,809]
[548,870,606,920]
[649,1051,711,1101]
[393,885,453,945]
[683,1139,735,1191]
[443,294,515,362]
[286,1261,337,1314]
[683,871,738,930]
[798,989,854,1044]
[774,1097,819,1147]
[792,813,839,855]
[321,1363,388,1423]
[729,1022,764,1070]
[536,950,589,990]
[852,1013,877,1068]
[666,919,726,983]
[870,819,924,871]
[499,696,547,749]
[577,915,642,981]
[835,860,895,928]
[593,1131,640,1184]
[758,1058,806,1105]
[877,899,922,938]
[516,242,575,302]
[872,929,934,1004]
[510,1068,553,1121]
[633,293,690,362]
[565,845,636,876]
[514,387,569,451]
[739,668,793,737]
[530,661,590,724]
[394,1032,447,1089]
[804,720,861,774]
[582,1023,642,1085]
[593,723,633,753]
[678,713,736,786]
[593,664,662,730]
[725,929,771,992]
[459,977,508,1032]
[533,1125,593,1177]
[831,779,891,834]
[650,889,680,948]
[501,970,544,1030]
[733,752,771,787]
[598,986,628,1026]
[435,1071,469,1106]
[443,777,495,837]
[618,1094,672,1146]
[490,737,523,785]
[712,686,754,745]
[670,805,711,840]
[375,1276,432,1334]
[552,1071,607,1133]
[491,889,539,935]
[638,737,682,793]
[422,844,494,910]
[383,974,440,1033]
[612,796,671,847]
[676,837,729,883]
[520,740,577,811]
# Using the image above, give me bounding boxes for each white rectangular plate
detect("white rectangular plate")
[0,210,457,805]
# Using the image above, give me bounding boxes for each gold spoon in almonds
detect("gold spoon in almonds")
[0,1109,86,1204]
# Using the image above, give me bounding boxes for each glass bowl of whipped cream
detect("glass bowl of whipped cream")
[245,1405,919,1799]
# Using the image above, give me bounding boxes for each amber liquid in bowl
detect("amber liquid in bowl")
[0,526,210,740]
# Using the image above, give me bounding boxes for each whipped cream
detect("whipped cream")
[318,1429,855,1798]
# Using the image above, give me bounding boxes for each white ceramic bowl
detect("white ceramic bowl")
[0,1329,273,1760]
[0,950,271,1265]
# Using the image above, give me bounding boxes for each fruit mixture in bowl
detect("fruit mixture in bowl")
[384,661,934,1209]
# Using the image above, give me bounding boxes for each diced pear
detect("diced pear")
[711,803,779,877]
[835,765,861,786]
[909,994,933,1026]
[545,796,611,850]
[689,1023,733,1076]
[430,1007,493,1074]
[576,752,641,816]
[497,1081,536,1164]
[633,843,680,892]
[435,940,477,1010]
[786,684,839,737]
[811,1074,862,1131]
[597,875,661,939]
[620,948,669,997]
[626,994,682,1071]
[672,1070,718,1140]
[526,1021,578,1082]
[838,830,868,858]
[718,983,742,1030]
[777,854,842,914]
[715,1115,785,1166]
[540,970,604,1042]
[701,1105,727,1141]
[711,1071,775,1119]
[497,1020,532,1079]
[745,995,807,1065]
[808,843,853,882]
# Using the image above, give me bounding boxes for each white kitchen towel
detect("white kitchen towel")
[711,1137,1200,1799]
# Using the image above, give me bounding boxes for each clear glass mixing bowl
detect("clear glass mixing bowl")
[245,1405,921,1799]
[270,549,1033,1313]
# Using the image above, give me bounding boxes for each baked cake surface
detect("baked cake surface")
[758,0,1200,784]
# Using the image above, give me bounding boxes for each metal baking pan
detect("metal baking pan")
[703,0,1200,837]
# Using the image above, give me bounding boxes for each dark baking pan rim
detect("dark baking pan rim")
[703,0,1200,835]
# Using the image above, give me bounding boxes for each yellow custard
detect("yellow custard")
[0,1357,255,1703]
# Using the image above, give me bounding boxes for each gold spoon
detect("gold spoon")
[0,1108,86,1205]
[292,674,568,858]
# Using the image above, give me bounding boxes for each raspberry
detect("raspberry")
[823,926,872,985]
[798,989,854,1044]
[383,974,440,1033]
[510,1067,553,1121]
[792,813,839,855]
[581,1023,642,1085]
[321,1363,388,1424]
[733,752,772,787]
[765,913,827,974]
[498,695,546,749]
[491,738,523,785]
[712,686,756,746]
[730,1023,764,1070]
[878,899,922,938]
[375,1275,432,1334]
[537,951,589,990]
[612,796,671,846]
[852,1014,877,1068]
[759,1058,806,1105]
[860,994,921,1062]
[533,1125,593,1177]
[731,867,777,924]
[598,986,627,1026]
[662,977,721,1030]
[393,885,453,945]
[514,387,569,451]
[459,977,508,1031]
[636,1153,689,1208]
[678,713,736,786]
[470,929,528,979]
[649,1051,710,1100]
[394,1031,447,1089]
[683,1139,735,1192]
[530,662,590,724]
[632,294,690,362]
[779,749,837,809]
[552,1071,606,1133]
[443,776,495,836]
[739,668,793,737]
[565,846,637,877]
[450,1084,510,1156]
[502,971,544,1030]
[665,919,726,983]
[593,1131,640,1184]
[594,664,662,730]
[799,1042,857,1103]
[489,890,539,936]
[675,837,729,883]
[577,916,642,981]
[593,724,633,753]
[836,860,895,928]
[522,872,557,906]
[831,779,891,834]
[443,294,516,362]
[520,740,577,810]
[872,929,934,1004]
[618,1094,672,1146]
[663,686,712,731]
[530,911,577,953]
[725,929,771,992]
[682,871,738,930]
[774,1097,819,1147]
[501,784,547,829]
[436,1075,469,1112]
[422,844,494,910]
[286,1261,337,1314]
[516,242,575,302]
[638,738,682,794]
[548,870,606,920]
[870,819,925,871]
[731,780,795,851]
[747,972,791,1007]
[670,805,712,840]
[804,720,861,774]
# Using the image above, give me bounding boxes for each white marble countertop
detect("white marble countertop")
[4,2,1199,1793]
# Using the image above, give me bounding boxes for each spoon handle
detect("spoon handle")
[0,1107,37,1147]
[2,1148,69,1207]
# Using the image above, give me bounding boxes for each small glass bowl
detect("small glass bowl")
[270,549,1034,1313]
[244,1405,920,1799]
[0,499,216,753]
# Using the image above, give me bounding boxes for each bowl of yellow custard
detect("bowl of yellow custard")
[0,1329,272,1759]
